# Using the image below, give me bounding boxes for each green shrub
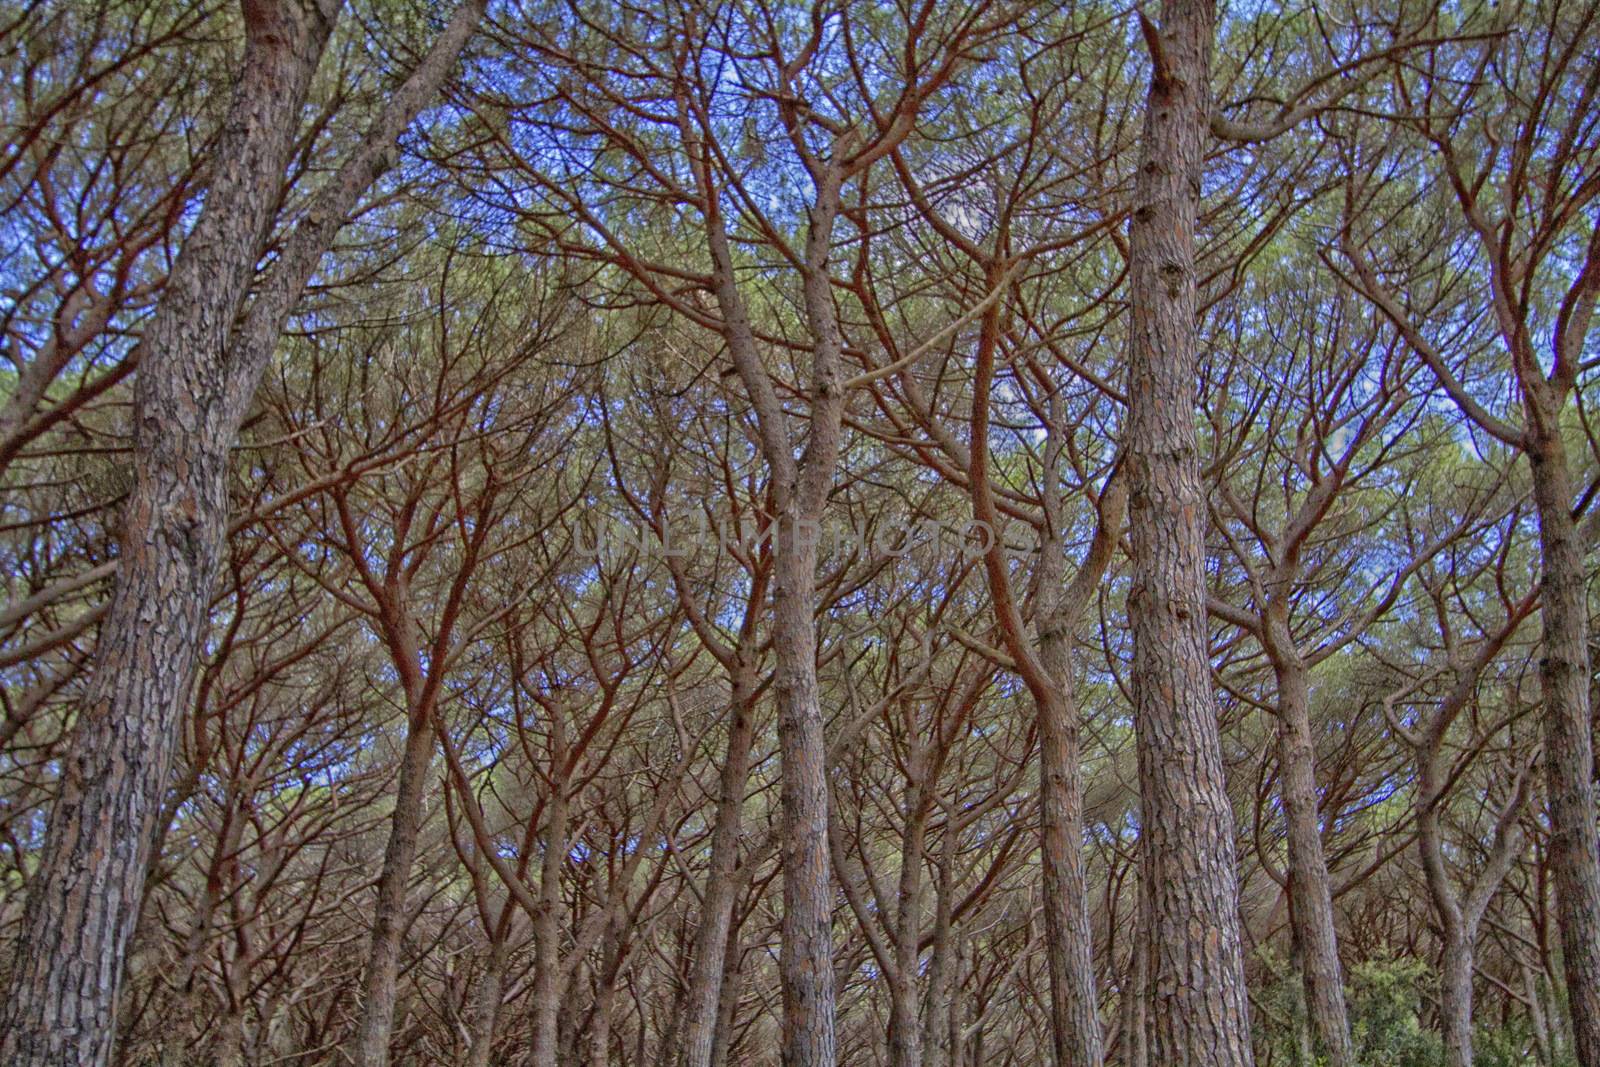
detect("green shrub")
[1347,956,1445,1067]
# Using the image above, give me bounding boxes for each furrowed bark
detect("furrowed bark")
[0,5,336,1062]
[1525,417,1600,1067]
[0,3,485,1063]
[1126,2,1255,1063]
[709,917,744,1067]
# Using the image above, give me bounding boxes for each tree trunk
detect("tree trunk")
[967,314,1120,1067]
[1035,467,1122,1067]
[709,919,744,1067]
[771,518,837,1067]
[887,968,923,1067]
[531,755,571,1067]
[704,164,847,1067]
[465,938,509,1067]
[211,1006,248,1067]
[887,763,930,1067]
[1525,421,1600,1067]
[1119,905,1149,1067]
[1524,963,1553,1067]
[948,940,970,1067]
[682,664,758,1067]
[701,139,846,1066]
[346,714,438,1067]
[1438,930,1475,1067]
[1265,631,1352,1067]
[1126,2,1255,1064]
[1411,665,1533,1067]
[923,825,958,1067]
[0,3,488,1062]
[0,6,334,1064]
[1034,671,1108,1067]
[588,914,625,1067]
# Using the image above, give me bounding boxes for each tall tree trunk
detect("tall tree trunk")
[771,517,836,1067]
[1523,963,1553,1067]
[0,4,485,1063]
[1035,637,1107,1067]
[531,746,571,1067]
[887,968,923,1067]
[682,664,758,1067]
[967,310,1119,1067]
[923,825,958,1067]
[1036,486,1113,1067]
[0,6,335,1064]
[657,964,688,1067]
[1264,625,1352,1067]
[1119,902,1149,1067]
[588,913,625,1067]
[948,939,970,1067]
[1525,419,1600,1067]
[345,714,437,1067]
[1032,464,1123,1067]
[1126,2,1254,1064]
[704,153,848,1067]
[558,978,584,1067]
[887,758,931,1067]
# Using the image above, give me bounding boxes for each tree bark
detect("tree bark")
[771,510,837,1067]
[465,939,509,1067]
[531,726,571,1067]
[1126,3,1255,1064]
[923,824,958,1067]
[0,5,335,1063]
[1438,930,1475,1067]
[344,713,437,1067]
[1525,418,1600,1067]
[1418,777,1479,1067]
[1033,470,1124,1067]
[587,912,626,1067]
[700,151,848,1067]
[0,3,485,1062]
[1119,902,1149,1067]
[682,663,759,1067]
[709,918,744,1067]
[1263,621,1352,1067]
[966,307,1117,1067]
[211,1004,248,1067]
[1034,671,1107,1067]
[887,750,931,1067]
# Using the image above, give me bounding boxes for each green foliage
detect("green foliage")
[1255,953,1557,1067]
[1474,1021,1563,1067]
[1348,957,1445,1067]
[1250,947,1316,1065]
